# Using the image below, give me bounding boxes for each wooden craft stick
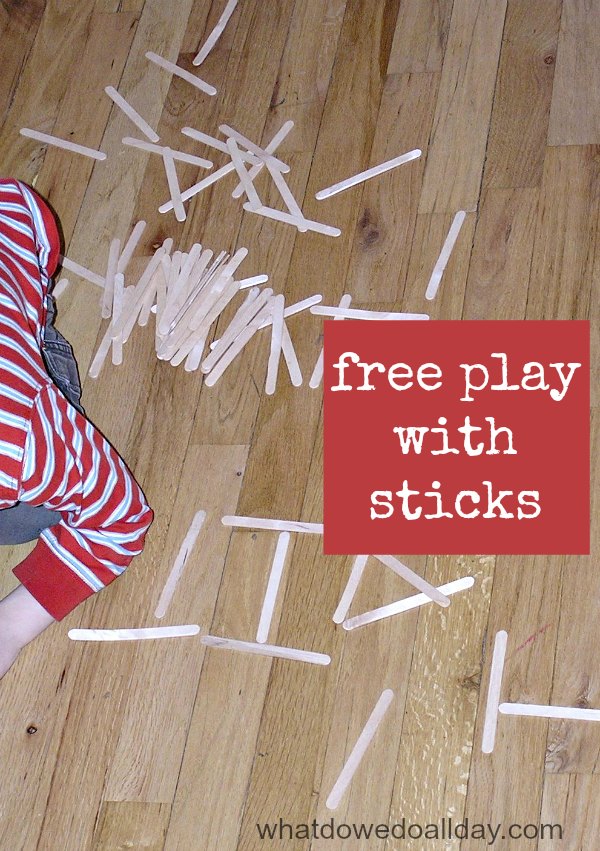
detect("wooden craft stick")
[203,301,273,386]
[343,576,475,631]
[309,293,351,388]
[250,293,322,330]
[256,531,291,643]
[20,127,107,160]
[69,625,200,641]
[105,86,159,142]
[226,137,262,209]
[111,273,126,365]
[145,51,217,96]
[138,263,164,327]
[333,555,369,624]
[264,158,307,231]
[187,261,233,332]
[243,203,341,237]
[183,337,209,372]
[375,554,450,607]
[326,689,394,810]
[193,0,239,65]
[52,278,70,298]
[315,149,421,200]
[481,630,508,754]
[60,257,104,288]
[159,162,236,212]
[201,287,272,372]
[310,305,429,320]
[201,635,330,665]
[122,136,213,169]
[166,251,216,331]
[498,703,600,722]
[231,119,294,198]
[102,238,121,318]
[88,324,113,378]
[238,274,269,288]
[222,516,324,534]
[425,210,467,300]
[181,126,260,163]
[162,149,186,222]
[111,245,168,340]
[219,124,290,172]
[281,323,302,386]
[207,286,260,351]
[161,244,203,332]
[155,510,207,618]
[172,277,239,367]
[117,220,146,274]
[265,294,285,395]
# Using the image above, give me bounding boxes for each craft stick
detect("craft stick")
[145,51,217,96]
[245,292,322,331]
[220,246,249,278]
[60,257,104,288]
[226,137,262,210]
[89,322,116,379]
[481,630,508,754]
[161,244,203,332]
[201,635,330,665]
[105,86,159,142]
[117,220,146,274]
[315,149,421,200]
[232,119,294,198]
[265,294,284,394]
[425,210,467,300]
[309,293,351,388]
[20,128,107,160]
[102,238,121,318]
[203,301,273,386]
[243,203,341,237]
[122,136,213,169]
[122,282,152,343]
[375,555,451,607]
[166,250,216,331]
[69,625,200,641]
[238,274,269,288]
[187,260,233,332]
[498,703,600,722]
[219,124,290,172]
[162,149,186,222]
[326,689,394,810]
[183,336,209,372]
[111,273,126,365]
[155,510,207,618]
[256,531,291,643]
[111,245,168,340]
[201,287,272,371]
[137,265,163,327]
[52,278,70,298]
[193,0,239,65]
[159,162,236,212]
[310,305,429,320]
[281,323,302,386]
[206,286,260,352]
[172,277,239,367]
[333,555,369,624]
[222,516,324,534]
[264,158,307,231]
[343,576,475,631]
[181,126,260,163]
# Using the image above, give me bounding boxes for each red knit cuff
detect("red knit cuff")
[12,539,97,621]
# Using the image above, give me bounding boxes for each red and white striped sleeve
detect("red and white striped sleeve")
[13,382,153,620]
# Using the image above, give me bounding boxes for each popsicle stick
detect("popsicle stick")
[203,301,273,386]
[310,306,429,320]
[181,126,260,163]
[69,625,200,641]
[206,286,261,351]
[238,274,269,288]
[105,86,159,142]
[498,703,600,722]
[315,149,421,200]
[201,287,272,372]
[264,158,308,231]
[333,555,369,624]
[161,244,203,332]
[122,136,213,169]
[20,127,107,160]
[375,554,451,607]
[162,149,186,222]
[249,293,322,330]
[183,334,209,372]
[325,689,394,810]
[61,257,104,288]
[256,531,291,643]
[102,238,121,318]
[281,323,302,386]
[155,510,207,618]
[88,322,114,379]
[243,203,341,237]
[222,516,324,534]
[172,277,239,366]
[226,137,262,210]
[138,264,163,327]
[425,210,467,300]
[219,124,290,172]
[201,635,330,665]
[117,220,146,274]
[343,576,475,631]
[481,630,508,754]
[193,0,239,65]
[111,245,169,340]
[159,162,236,212]
[309,293,351,388]
[265,294,284,395]
[52,278,70,298]
[145,51,217,96]
[231,119,294,198]
[111,273,125,365]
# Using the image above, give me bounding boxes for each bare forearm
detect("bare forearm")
[0,583,56,679]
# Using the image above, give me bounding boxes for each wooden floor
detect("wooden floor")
[0,0,598,848]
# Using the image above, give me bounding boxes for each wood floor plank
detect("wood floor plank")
[418,0,507,213]
[387,0,453,74]
[0,0,45,131]
[539,774,600,849]
[548,0,600,145]
[92,801,171,850]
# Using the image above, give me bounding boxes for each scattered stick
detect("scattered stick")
[326,689,395,810]
[111,273,126,365]
[102,238,121,318]
[162,149,186,222]
[311,305,429,320]
[117,220,147,274]
[193,0,239,65]
[333,555,369,624]
[182,126,260,164]
[203,301,273,386]
[231,120,294,198]
[281,323,302,386]
[52,278,70,298]
[242,203,341,237]
[222,516,324,534]
[159,161,236,212]
[20,128,107,160]
[60,257,104,288]
[481,630,508,754]
[105,86,159,142]
[155,510,207,618]
[226,136,262,210]
[68,625,200,640]
[219,123,290,172]
[375,554,451,607]
[238,274,269,288]
[122,136,213,169]
[425,210,467,301]
[265,294,284,394]
[145,50,217,96]
[499,703,600,722]
[309,293,351,389]
[256,531,291,643]
[201,635,330,665]
[315,149,421,200]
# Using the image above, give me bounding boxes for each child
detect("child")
[0,178,153,678]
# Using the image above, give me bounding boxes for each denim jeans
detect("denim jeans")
[0,294,85,545]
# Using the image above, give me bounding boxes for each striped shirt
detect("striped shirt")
[0,178,153,620]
